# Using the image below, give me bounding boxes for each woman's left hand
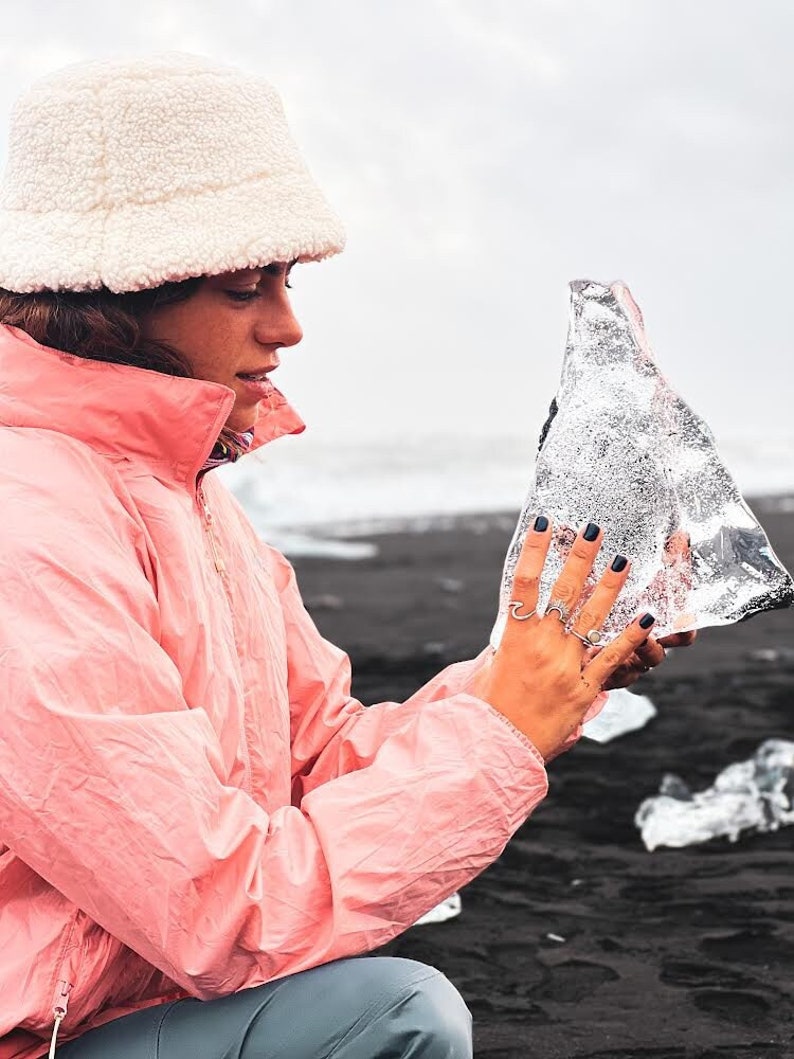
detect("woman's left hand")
[601,630,697,690]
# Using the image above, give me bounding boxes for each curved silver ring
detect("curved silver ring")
[545,598,571,624]
[508,601,536,622]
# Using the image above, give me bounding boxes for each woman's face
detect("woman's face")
[142,263,303,432]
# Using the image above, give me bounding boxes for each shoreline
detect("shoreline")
[292,491,794,541]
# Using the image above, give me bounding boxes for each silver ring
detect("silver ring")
[508,601,536,622]
[587,628,605,646]
[545,598,571,624]
[568,628,595,648]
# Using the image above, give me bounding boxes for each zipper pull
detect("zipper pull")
[49,980,71,1059]
[52,978,71,1018]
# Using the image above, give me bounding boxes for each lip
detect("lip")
[236,363,279,379]
[235,375,277,401]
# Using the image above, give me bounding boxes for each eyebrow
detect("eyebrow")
[217,272,262,289]
[221,261,296,286]
[263,260,296,275]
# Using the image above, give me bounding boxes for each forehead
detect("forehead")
[207,268,264,285]
[209,263,292,285]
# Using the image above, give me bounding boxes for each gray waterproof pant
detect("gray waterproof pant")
[57,957,472,1058]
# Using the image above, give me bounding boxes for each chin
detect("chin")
[225,412,257,433]
[224,400,259,434]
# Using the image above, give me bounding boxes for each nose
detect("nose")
[256,289,303,350]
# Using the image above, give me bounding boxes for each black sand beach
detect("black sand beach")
[293,499,794,1058]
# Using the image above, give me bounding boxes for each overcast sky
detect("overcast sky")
[1,0,791,452]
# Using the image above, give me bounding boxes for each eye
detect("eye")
[225,288,259,303]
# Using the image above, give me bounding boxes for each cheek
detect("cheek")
[166,313,243,380]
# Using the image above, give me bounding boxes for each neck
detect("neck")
[200,424,256,475]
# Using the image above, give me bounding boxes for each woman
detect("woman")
[0,55,689,1059]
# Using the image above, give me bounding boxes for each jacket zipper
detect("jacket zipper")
[197,481,226,577]
[48,979,71,1059]
[195,479,253,795]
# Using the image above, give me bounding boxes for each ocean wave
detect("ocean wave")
[219,431,794,558]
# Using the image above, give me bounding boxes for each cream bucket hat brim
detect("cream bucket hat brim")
[0,54,346,293]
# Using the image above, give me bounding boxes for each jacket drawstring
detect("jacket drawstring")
[49,980,71,1059]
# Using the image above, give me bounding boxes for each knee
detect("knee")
[391,960,472,1059]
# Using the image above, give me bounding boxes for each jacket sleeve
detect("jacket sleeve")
[272,546,603,790]
[0,450,547,1003]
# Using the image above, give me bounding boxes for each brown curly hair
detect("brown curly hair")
[0,278,203,377]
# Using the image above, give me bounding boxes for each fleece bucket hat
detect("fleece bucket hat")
[0,53,345,293]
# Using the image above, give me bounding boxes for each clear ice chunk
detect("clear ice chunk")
[582,687,657,743]
[491,281,794,648]
[635,739,794,850]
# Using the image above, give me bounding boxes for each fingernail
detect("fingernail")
[610,554,628,573]
[639,613,656,630]
[533,515,549,532]
[583,522,600,542]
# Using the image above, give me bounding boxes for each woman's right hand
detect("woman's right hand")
[471,516,656,761]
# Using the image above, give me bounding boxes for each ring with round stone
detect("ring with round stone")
[568,625,607,649]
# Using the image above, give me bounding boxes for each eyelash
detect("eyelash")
[225,276,292,302]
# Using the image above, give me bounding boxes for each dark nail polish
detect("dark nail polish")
[610,554,628,573]
[583,522,600,542]
[639,613,656,630]
[533,515,549,532]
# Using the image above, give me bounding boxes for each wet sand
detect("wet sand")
[293,499,794,1058]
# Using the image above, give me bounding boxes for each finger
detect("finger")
[545,521,603,620]
[604,667,642,690]
[663,529,691,564]
[634,637,666,669]
[657,630,697,648]
[584,613,656,690]
[506,514,552,624]
[570,553,631,642]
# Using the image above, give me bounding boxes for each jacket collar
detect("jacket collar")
[0,325,305,485]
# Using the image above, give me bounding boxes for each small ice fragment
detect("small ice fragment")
[748,646,794,664]
[305,593,345,611]
[583,688,657,743]
[546,933,566,943]
[413,892,462,926]
[749,648,781,663]
[422,641,447,658]
[436,577,465,594]
[635,739,794,850]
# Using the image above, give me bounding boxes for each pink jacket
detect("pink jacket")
[0,326,551,1058]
